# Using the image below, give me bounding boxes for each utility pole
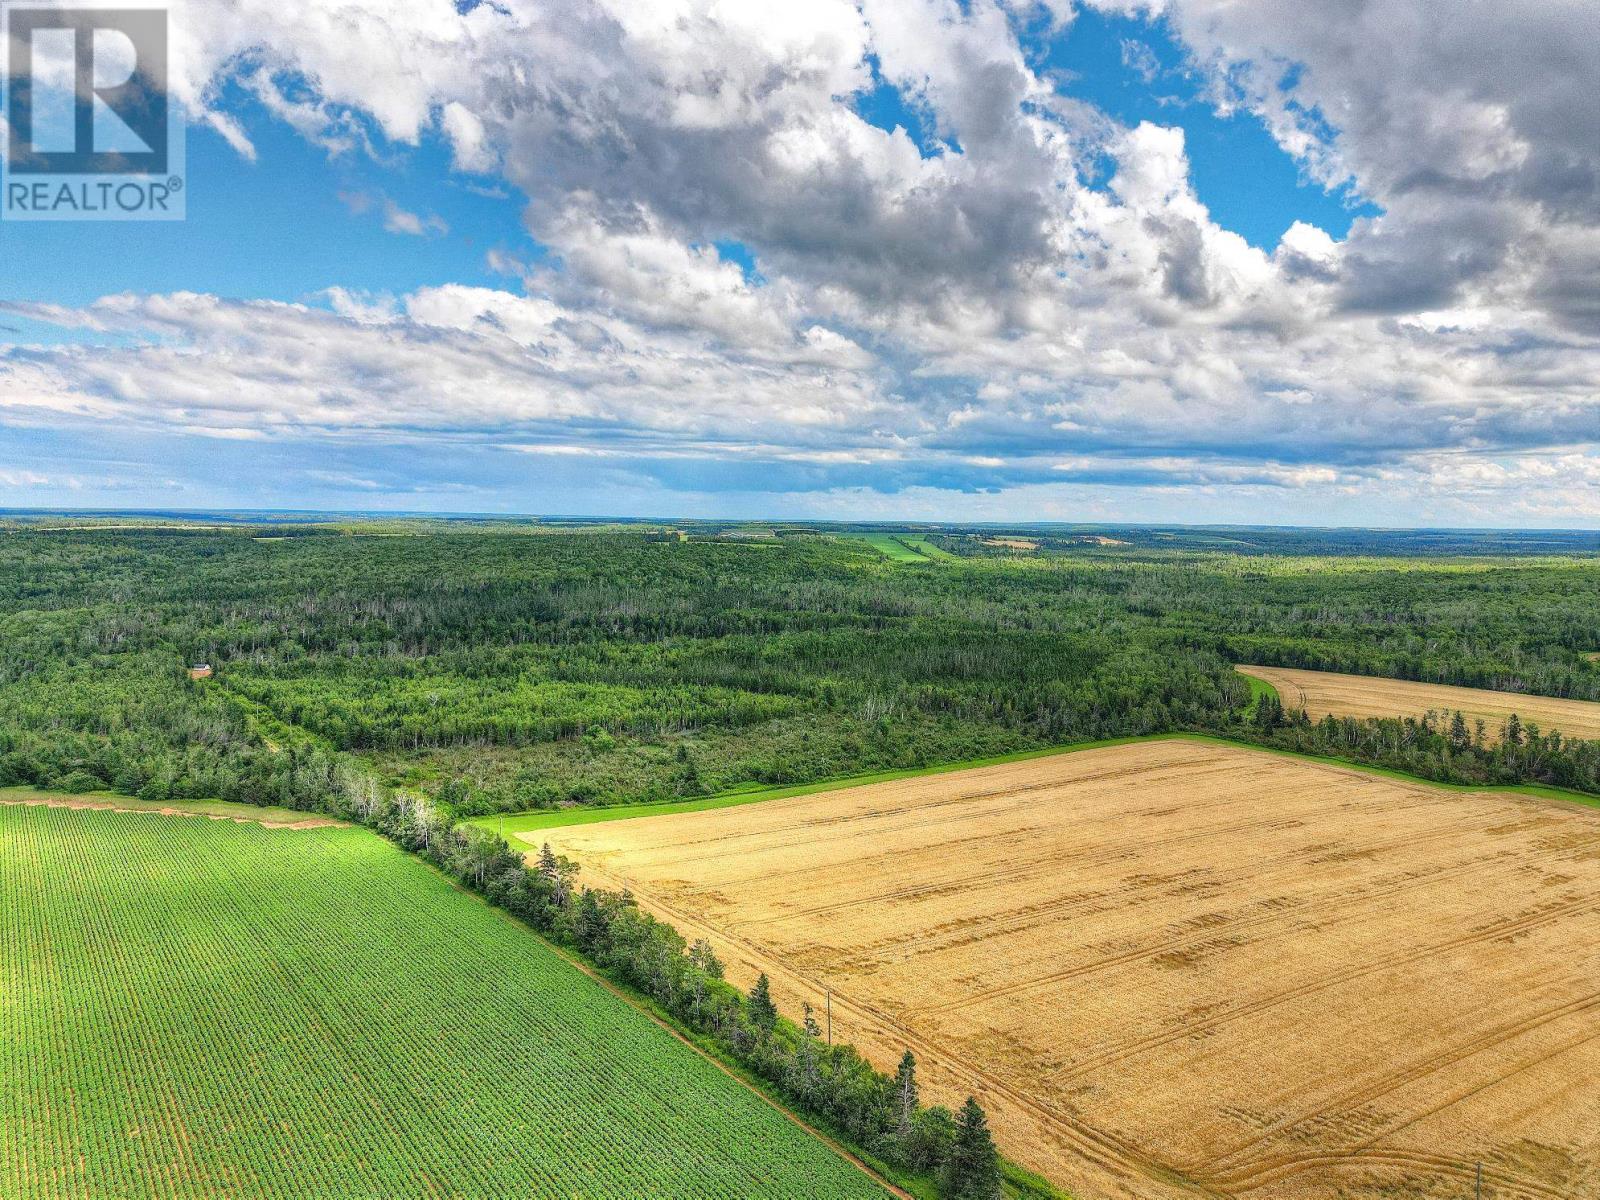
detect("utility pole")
[825,987,832,1045]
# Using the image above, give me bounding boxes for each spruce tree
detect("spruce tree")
[537,843,559,877]
[940,1096,1002,1200]
[1253,691,1283,730]
[747,973,777,1033]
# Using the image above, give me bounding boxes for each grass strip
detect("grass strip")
[472,730,1600,838]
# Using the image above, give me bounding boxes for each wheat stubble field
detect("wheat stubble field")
[1236,665,1600,743]
[539,740,1600,1200]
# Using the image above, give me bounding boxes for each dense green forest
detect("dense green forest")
[5,517,1600,1199]
[2,521,1599,814]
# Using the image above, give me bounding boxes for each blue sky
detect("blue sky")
[4,9,1358,304]
[1030,8,1379,248]
[0,112,521,307]
[0,0,1595,525]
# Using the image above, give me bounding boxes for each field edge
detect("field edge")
[476,730,1600,838]
[0,802,895,1200]
[0,786,343,828]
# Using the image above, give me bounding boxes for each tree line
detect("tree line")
[324,762,1008,1199]
[1239,692,1600,793]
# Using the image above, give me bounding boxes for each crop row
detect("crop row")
[0,805,885,1199]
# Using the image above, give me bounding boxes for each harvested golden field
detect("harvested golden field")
[983,537,1040,550]
[539,739,1600,1200]
[1239,664,1600,743]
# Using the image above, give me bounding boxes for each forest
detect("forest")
[3,521,1599,814]
[5,517,1600,1200]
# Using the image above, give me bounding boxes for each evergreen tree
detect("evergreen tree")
[1252,691,1284,730]
[747,973,777,1033]
[940,1097,1002,1200]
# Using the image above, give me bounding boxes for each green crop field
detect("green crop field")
[896,535,956,560]
[845,532,955,562]
[0,804,886,1200]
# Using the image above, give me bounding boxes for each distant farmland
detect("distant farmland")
[0,805,887,1200]
[1238,664,1600,742]
[847,532,952,562]
[543,739,1600,1200]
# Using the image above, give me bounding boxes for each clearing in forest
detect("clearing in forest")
[0,805,887,1200]
[1237,664,1600,742]
[901,535,957,559]
[846,532,947,562]
[982,537,1039,550]
[541,738,1600,1200]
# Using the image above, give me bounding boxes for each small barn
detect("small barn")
[187,664,213,680]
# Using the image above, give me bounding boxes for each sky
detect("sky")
[1,0,1597,526]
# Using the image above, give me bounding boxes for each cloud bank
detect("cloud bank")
[2,0,1597,522]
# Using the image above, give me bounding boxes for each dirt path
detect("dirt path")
[0,794,342,829]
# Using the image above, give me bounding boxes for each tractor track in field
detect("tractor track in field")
[1235,1026,1600,1196]
[1220,1147,1567,1200]
[1195,991,1600,1192]
[1054,892,1600,1082]
[544,740,1600,1200]
[919,829,1600,1019]
[573,858,1225,1200]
